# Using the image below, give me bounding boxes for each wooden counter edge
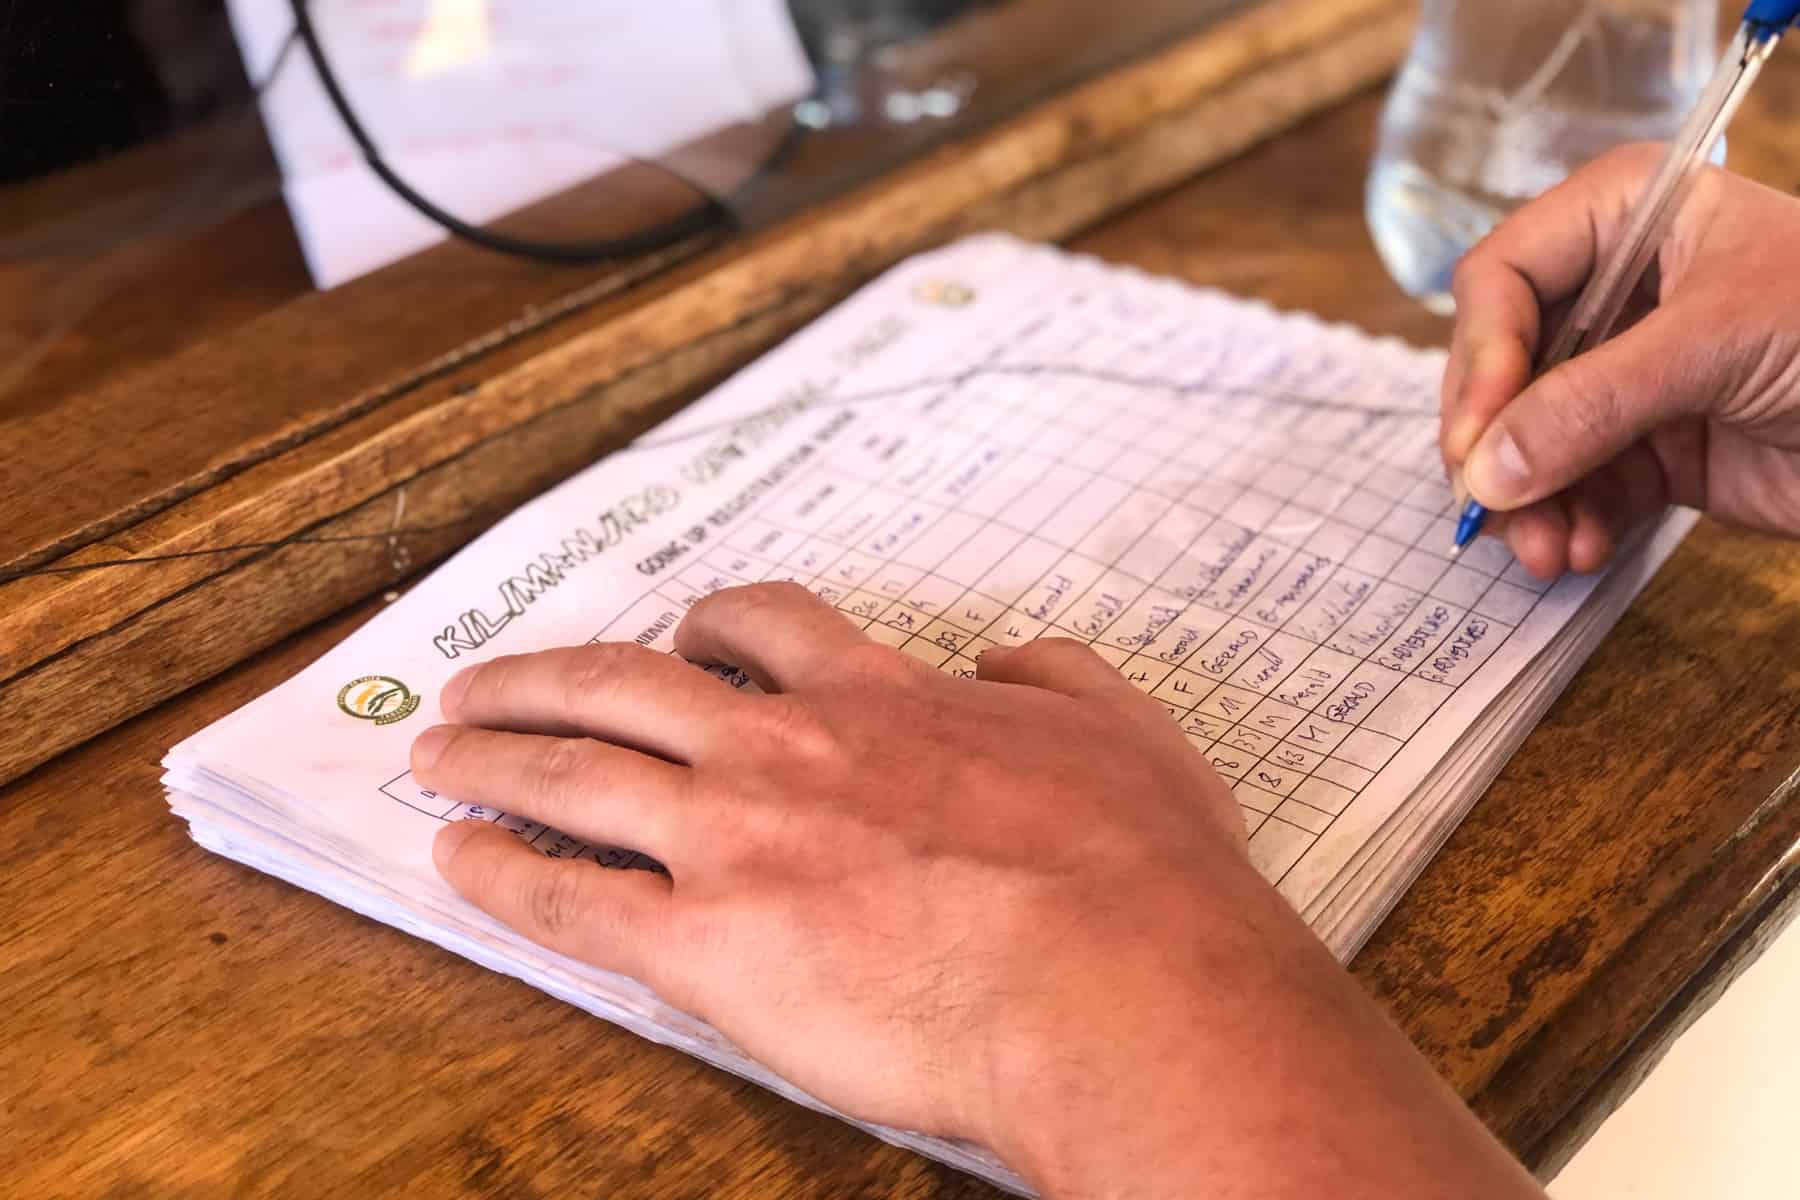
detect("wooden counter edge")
[1515,764,1800,1178]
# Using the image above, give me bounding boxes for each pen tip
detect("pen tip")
[1447,540,1465,558]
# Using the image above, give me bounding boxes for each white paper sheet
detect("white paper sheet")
[225,0,814,287]
[164,234,1691,1192]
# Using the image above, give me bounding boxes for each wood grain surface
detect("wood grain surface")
[0,0,1417,786]
[5,11,1800,1200]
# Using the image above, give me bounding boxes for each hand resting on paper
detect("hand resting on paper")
[409,582,1543,1198]
[1441,145,1800,579]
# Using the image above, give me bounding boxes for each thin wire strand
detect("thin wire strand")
[0,515,496,586]
[286,0,807,263]
[1,360,1434,586]
[4,12,814,570]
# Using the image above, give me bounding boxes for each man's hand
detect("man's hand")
[1442,145,1800,577]
[411,584,1543,1197]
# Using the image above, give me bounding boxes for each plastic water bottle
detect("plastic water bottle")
[1367,0,1721,312]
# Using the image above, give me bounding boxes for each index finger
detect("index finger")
[440,643,750,763]
[1441,144,1663,464]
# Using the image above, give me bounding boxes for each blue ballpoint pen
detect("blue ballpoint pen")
[1450,0,1800,556]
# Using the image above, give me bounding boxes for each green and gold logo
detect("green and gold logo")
[336,675,421,725]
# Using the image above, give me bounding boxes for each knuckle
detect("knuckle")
[683,585,733,622]
[470,653,523,701]
[757,579,819,606]
[729,585,796,626]
[563,642,653,710]
[745,696,839,761]
[527,865,590,938]
[1449,242,1493,299]
[1545,362,1624,447]
[697,580,814,620]
[528,738,592,806]
[684,581,823,653]
[838,640,913,682]
[1595,142,1663,182]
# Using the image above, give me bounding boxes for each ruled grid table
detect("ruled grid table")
[381,259,1554,889]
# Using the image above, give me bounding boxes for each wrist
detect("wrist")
[969,862,1544,1200]
[973,859,1297,1195]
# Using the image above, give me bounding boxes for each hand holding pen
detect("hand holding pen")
[1444,3,1800,572]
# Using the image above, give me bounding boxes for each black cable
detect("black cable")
[252,26,301,93]
[286,0,806,264]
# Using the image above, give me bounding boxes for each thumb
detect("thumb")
[1462,305,1711,511]
[975,638,1135,702]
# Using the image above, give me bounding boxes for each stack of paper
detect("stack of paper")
[164,235,1691,1192]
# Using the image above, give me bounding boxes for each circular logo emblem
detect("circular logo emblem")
[914,279,976,307]
[336,676,422,725]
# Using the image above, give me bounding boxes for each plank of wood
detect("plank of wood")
[0,0,1418,786]
[1520,795,1800,1180]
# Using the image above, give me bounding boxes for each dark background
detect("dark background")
[0,0,995,185]
[0,1,251,183]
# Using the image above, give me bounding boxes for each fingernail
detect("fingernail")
[439,666,477,718]
[1464,423,1531,505]
[411,724,456,773]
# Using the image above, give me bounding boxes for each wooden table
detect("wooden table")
[7,27,1800,1200]
[0,0,1414,785]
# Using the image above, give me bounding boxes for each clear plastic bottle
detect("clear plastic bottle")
[1367,0,1720,312]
